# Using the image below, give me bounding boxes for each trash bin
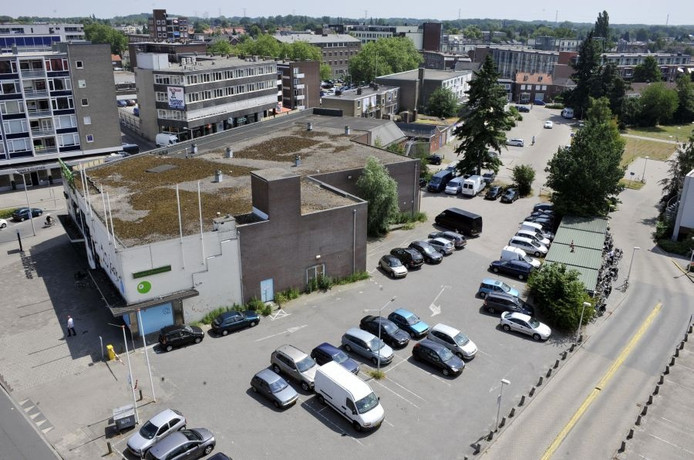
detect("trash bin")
[113,404,136,432]
[106,344,116,361]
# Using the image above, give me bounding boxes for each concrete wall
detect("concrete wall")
[673,170,694,240]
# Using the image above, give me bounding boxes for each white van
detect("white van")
[445,177,464,195]
[508,236,548,257]
[500,246,541,268]
[520,221,554,241]
[561,107,574,119]
[461,175,485,197]
[314,361,385,432]
[516,229,551,247]
[155,133,179,147]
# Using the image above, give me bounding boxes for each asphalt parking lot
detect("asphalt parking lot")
[100,108,578,459]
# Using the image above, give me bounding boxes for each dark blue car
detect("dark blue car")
[489,259,534,280]
[310,342,360,374]
[12,207,43,221]
[388,308,430,339]
[211,310,260,336]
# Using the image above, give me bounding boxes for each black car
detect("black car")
[427,231,467,249]
[411,339,465,377]
[485,185,502,200]
[427,154,442,165]
[158,324,204,352]
[482,172,496,184]
[500,188,519,203]
[408,241,443,264]
[483,291,534,315]
[489,259,534,280]
[359,315,410,349]
[533,203,554,213]
[211,310,260,336]
[12,207,43,221]
[390,247,424,269]
[524,215,556,229]
[515,105,530,112]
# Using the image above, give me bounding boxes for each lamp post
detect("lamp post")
[625,247,640,288]
[364,296,397,374]
[575,302,591,343]
[495,378,511,431]
[19,172,36,237]
[641,156,649,183]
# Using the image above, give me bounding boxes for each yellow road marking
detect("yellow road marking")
[541,303,662,460]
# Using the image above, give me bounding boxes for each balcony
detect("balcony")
[23,88,50,99]
[295,84,305,90]
[27,108,52,118]
[19,69,46,78]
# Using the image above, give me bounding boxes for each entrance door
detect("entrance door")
[260,278,274,303]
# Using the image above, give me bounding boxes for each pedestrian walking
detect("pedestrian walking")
[66,315,76,337]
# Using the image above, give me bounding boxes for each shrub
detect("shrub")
[512,164,536,197]
[657,237,694,256]
[391,211,427,225]
[334,271,370,285]
[200,304,242,325]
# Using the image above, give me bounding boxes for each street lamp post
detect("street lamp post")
[19,173,36,237]
[641,156,649,183]
[364,296,396,375]
[625,246,640,288]
[575,302,591,343]
[495,379,511,431]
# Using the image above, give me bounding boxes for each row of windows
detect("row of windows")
[154,65,277,86]
[0,57,73,74]
[519,84,548,91]
[3,131,86,154]
[156,79,275,105]
[322,42,359,48]
[324,51,357,57]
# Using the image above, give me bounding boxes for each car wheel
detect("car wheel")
[371,357,379,366]
[442,368,450,376]
[20,217,26,222]
[0,223,6,229]
[353,421,363,432]
[344,344,352,352]
[273,400,280,409]
[318,395,326,404]
[272,364,281,374]
[165,344,173,352]
[194,337,202,344]
[301,381,310,392]
[390,271,396,279]
[534,252,541,257]
[409,331,417,339]
[456,352,465,359]
[251,386,258,393]
[532,333,542,341]
[487,306,496,314]
[479,292,487,299]
[492,267,499,273]
[502,324,511,332]
[518,274,525,280]
[221,329,229,336]
[249,321,257,327]
[203,445,213,455]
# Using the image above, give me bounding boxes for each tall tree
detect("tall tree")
[565,30,601,119]
[83,23,128,55]
[594,10,611,52]
[638,82,678,126]
[660,133,694,206]
[426,87,459,118]
[595,62,627,120]
[632,56,663,82]
[348,37,422,84]
[356,157,399,237]
[453,55,513,175]
[545,98,625,216]
[674,74,694,124]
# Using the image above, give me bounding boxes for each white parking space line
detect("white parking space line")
[254,324,307,342]
[373,379,421,409]
[383,418,395,428]
[302,402,365,446]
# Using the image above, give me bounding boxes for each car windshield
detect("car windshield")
[355,392,380,414]
[528,318,541,328]
[332,350,349,364]
[405,314,420,325]
[182,325,193,333]
[369,337,385,350]
[438,347,454,361]
[139,421,159,440]
[382,321,398,334]
[453,332,470,346]
[423,246,436,256]
[269,378,288,393]
[390,258,402,267]
[499,283,511,293]
[522,255,534,263]
[296,356,317,372]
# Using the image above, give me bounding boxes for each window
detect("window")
[83,116,91,125]
[3,119,28,134]
[85,134,94,143]
[7,138,31,153]
[0,100,25,115]
[75,60,84,69]
[58,132,79,147]
[81,98,88,106]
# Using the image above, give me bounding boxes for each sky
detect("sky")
[5,1,694,26]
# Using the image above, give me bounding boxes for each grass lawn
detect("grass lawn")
[621,137,678,167]
[624,124,694,142]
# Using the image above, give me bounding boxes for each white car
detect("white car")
[500,312,552,341]
[0,218,7,229]
[506,138,525,147]
[508,236,548,257]
[427,323,478,360]
[544,121,554,129]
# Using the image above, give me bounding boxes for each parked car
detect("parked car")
[0,218,7,229]
[427,323,478,360]
[427,231,466,249]
[489,259,535,280]
[485,185,502,200]
[477,278,520,299]
[408,241,443,264]
[270,345,319,392]
[359,315,410,349]
[483,291,534,315]
[12,207,43,221]
[482,172,496,184]
[388,308,430,339]
[390,247,424,269]
[117,100,128,107]
[412,339,465,376]
[500,312,551,341]
[250,368,299,409]
[158,324,204,352]
[144,428,215,460]
[310,342,360,375]
[341,327,394,366]
[208,454,232,460]
[379,254,408,279]
[211,310,260,336]
[506,138,525,147]
[533,202,554,213]
[427,238,454,256]
[544,120,554,129]
[516,229,551,247]
[534,99,546,105]
[127,409,186,458]
[445,177,464,195]
[427,154,442,165]
[508,236,548,257]
[500,188,519,203]
[515,105,530,112]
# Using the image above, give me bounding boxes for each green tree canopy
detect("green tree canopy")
[512,164,536,196]
[632,56,663,82]
[348,37,422,84]
[594,10,612,51]
[638,82,678,126]
[356,157,399,237]
[545,97,625,216]
[208,39,233,56]
[283,41,322,61]
[674,74,694,124]
[234,33,282,57]
[660,133,694,205]
[565,30,600,119]
[453,55,513,175]
[426,87,459,118]
[83,23,128,55]
[463,25,482,40]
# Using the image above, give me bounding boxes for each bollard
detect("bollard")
[561,351,567,360]
[529,387,536,397]
[627,428,634,439]
[487,430,494,441]
[578,334,583,343]
[518,395,526,407]
[509,407,516,418]
[636,415,642,425]
[641,406,648,416]
[664,365,670,375]
[647,395,653,405]
[659,374,664,384]
[499,417,506,428]
[679,341,685,350]
[554,359,560,369]
[473,443,481,455]
[547,368,553,378]
[107,441,113,454]
[685,333,689,342]
[675,348,680,357]
[670,356,676,366]
[653,385,660,395]
[138,389,143,401]
[689,324,692,334]
[537,376,543,386]
[569,344,575,352]
[618,441,626,453]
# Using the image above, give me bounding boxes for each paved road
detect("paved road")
[0,385,59,460]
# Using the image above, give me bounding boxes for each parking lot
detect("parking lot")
[100,108,579,459]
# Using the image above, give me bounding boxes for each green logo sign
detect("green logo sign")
[137,281,151,294]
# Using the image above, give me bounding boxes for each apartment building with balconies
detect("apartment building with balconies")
[321,83,400,119]
[276,60,321,110]
[273,33,361,78]
[148,9,189,42]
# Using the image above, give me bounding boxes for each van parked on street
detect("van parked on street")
[314,361,385,432]
[461,175,485,197]
[435,208,483,236]
[155,133,179,147]
[427,169,454,193]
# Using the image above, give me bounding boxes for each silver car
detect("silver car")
[427,238,454,256]
[250,368,299,409]
[427,323,478,360]
[144,428,215,460]
[127,408,186,457]
[270,345,318,392]
[341,327,394,366]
